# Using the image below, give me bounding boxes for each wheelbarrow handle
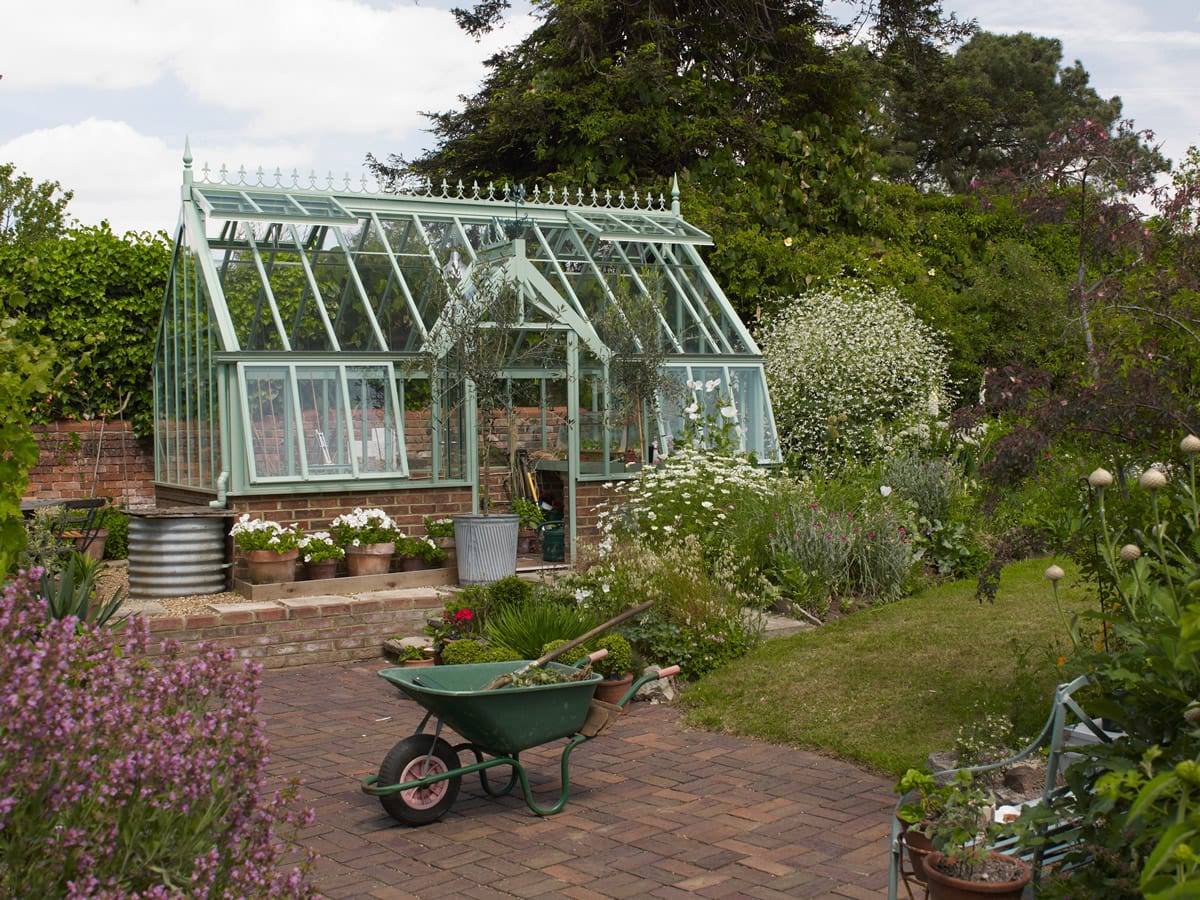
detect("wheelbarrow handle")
[655,665,681,679]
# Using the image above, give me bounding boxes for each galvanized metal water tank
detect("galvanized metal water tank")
[127,508,232,599]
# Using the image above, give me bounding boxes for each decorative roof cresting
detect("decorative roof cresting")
[189,152,672,212]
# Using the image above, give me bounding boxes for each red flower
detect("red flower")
[455,609,474,623]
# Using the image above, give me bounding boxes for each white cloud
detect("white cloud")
[3,0,531,139]
[0,119,315,234]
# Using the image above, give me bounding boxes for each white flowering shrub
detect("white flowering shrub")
[595,448,776,549]
[759,281,952,466]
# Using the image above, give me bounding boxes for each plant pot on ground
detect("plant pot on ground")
[914,770,1030,899]
[592,633,635,705]
[895,767,954,884]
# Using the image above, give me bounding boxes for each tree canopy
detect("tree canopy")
[878,32,1123,191]
[0,163,73,246]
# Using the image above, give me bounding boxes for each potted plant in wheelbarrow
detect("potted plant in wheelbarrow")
[920,770,1031,899]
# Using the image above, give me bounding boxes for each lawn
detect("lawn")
[680,558,1096,775]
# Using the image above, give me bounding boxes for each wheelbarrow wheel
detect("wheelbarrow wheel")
[377,735,461,825]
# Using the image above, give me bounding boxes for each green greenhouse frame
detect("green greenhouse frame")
[154,147,780,552]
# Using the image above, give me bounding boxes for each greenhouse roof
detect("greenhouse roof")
[178,157,757,358]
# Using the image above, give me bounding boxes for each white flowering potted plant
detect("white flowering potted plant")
[229,514,301,584]
[395,534,448,571]
[297,531,344,581]
[329,508,400,577]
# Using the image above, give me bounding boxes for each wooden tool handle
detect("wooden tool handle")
[532,600,653,668]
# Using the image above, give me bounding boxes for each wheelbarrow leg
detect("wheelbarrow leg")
[459,744,521,798]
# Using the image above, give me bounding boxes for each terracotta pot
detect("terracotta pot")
[401,657,435,667]
[345,541,395,576]
[517,531,536,555]
[304,559,340,581]
[76,528,108,562]
[923,850,1032,900]
[899,821,934,884]
[245,548,299,584]
[399,556,439,572]
[593,673,634,706]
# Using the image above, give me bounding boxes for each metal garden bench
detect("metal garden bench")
[887,675,1117,899]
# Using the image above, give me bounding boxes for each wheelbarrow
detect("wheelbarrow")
[361,657,679,825]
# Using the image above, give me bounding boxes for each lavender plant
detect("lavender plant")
[0,571,316,897]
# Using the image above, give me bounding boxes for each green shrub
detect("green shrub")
[487,575,534,613]
[881,449,962,524]
[594,634,634,677]
[100,505,129,559]
[539,638,589,666]
[439,639,489,665]
[768,492,916,612]
[760,280,952,467]
[484,602,600,660]
[481,645,523,663]
[577,536,763,679]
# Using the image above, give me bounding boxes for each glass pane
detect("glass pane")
[297,366,351,475]
[658,364,780,462]
[245,366,300,478]
[346,365,404,474]
[404,371,467,482]
[310,246,380,351]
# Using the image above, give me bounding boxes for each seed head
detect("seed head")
[1088,468,1113,488]
[1045,564,1065,582]
[1139,468,1167,491]
[1119,544,1142,563]
[1182,434,1200,455]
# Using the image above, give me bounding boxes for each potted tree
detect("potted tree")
[428,261,553,584]
[592,280,673,469]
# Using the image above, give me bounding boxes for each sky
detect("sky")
[2,0,1197,236]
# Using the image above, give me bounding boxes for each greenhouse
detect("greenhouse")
[154,147,780,551]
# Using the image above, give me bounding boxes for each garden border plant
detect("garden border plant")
[0,570,316,896]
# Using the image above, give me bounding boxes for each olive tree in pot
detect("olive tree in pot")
[592,278,673,469]
[427,256,554,584]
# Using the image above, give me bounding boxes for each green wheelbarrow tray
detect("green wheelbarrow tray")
[362,659,680,825]
[380,660,601,755]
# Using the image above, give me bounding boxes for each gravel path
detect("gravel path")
[97,560,252,616]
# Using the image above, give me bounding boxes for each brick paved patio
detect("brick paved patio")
[260,661,894,899]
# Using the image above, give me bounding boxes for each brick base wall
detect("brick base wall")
[27,420,156,508]
[141,588,446,670]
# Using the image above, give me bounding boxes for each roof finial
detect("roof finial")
[670,173,680,216]
[183,138,194,186]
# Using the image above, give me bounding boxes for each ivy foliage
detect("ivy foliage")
[0,320,60,573]
[0,222,171,436]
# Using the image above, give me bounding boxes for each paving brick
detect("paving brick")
[260,660,894,898]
